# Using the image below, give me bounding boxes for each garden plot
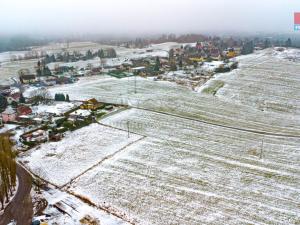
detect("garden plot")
[21,123,142,187]
[68,108,300,224]
[31,101,81,115]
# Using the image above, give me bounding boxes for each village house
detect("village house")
[17,105,32,116]
[1,107,17,123]
[131,66,146,74]
[18,115,33,125]
[22,129,48,143]
[7,92,21,104]
[80,98,103,110]
[69,109,91,121]
[20,74,36,84]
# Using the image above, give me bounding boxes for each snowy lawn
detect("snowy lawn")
[21,123,142,187]
[31,101,81,116]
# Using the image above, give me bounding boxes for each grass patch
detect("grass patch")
[108,71,133,79]
[202,80,225,95]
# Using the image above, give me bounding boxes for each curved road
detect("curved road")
[0,164,33,225]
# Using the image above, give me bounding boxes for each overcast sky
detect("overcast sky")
[0,0,299,36]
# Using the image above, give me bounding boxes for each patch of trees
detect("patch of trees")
[36,60,52,77]
[241,41,254,55]
[43,48,117,64]
[0,134,17,210]
[29,88,51,104]
[54,93,70,102]
[154,57,161,71]
[264,39,271,49]
[285,38,292,47]
[0,35,47,53]
[0,95,8,113]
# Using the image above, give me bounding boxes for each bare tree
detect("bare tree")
[29,88,52,104]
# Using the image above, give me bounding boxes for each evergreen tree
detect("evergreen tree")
[179,58,183,68]
[0,95,8,113]
[154,57,161,71]
[36,60,42,76]
[98,49,104,58]
[43,66,52,76]
[169,49,174,61]
[241,41,254,55]
[286,38,292,47]
[170,60,177,71]
[19,93,25,104]
[54,93,66,101]
[66,94,70,102]
[50,54,56,62]
[264,39,271,49]
[86,50,93,60]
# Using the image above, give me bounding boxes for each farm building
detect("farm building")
[80,98,103,110]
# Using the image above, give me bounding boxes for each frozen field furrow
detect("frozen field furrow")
[49,74,300,135]
[69,136,300,225]
[21,123,142,187]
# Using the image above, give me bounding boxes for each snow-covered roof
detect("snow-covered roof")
[70,109,91,117]
[2,107,16,115]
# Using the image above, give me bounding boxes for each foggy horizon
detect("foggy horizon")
[0,0,299,37]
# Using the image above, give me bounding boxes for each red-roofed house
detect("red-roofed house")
[17,105,32,116]
[1,107,17,123]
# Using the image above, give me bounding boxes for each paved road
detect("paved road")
[0,164,33,225]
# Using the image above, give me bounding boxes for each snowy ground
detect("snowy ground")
[0,59,37,85]
[66,108,300,225]
[202,48,300,117]
[19,47,300,224]
[0,41,186,84]
[0,124,19,134]
[47,53,300,136]
[21,123,142,187]
[32,187,130,225]
[31,101,80,116]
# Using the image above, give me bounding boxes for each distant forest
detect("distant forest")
[1,33,300,53]
[0,36,48,53]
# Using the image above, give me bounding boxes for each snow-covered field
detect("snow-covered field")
[203,48,300,116]
[21,123,142,187]
[0,59,37,84]
[20,47,300,224]
[0,41,190,84]
[48,52,300,136]
[66,108,300,224]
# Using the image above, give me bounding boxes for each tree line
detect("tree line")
[0,134,17,210]
[43,48,117,64]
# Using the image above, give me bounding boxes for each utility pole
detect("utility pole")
[127,121,130,138]
[260,139,264,159]
[134,73,137,94]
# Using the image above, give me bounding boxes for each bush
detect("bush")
[96,112,106,119]
[62,121,74,130]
